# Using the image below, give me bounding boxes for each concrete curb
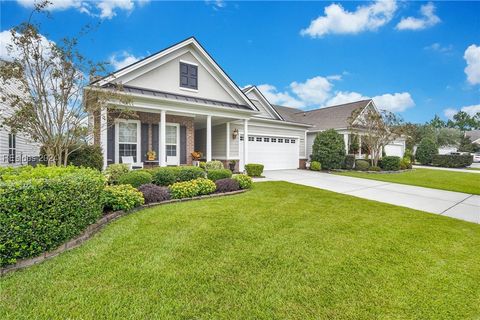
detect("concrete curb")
[1,189,247,276]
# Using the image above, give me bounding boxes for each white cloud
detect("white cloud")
[424,42,453,54]
[443,104,480,119]
[15,0,149,19]
[109,51,142,70]
[257,74,414,113]
[205,0,225,9]
[0,29,53,61]
[300,0,397,38]
[464,44,480,85]
[396,2,440,30]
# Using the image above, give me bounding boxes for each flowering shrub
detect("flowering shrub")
[169,177,216,199]
[232,174,253,189]
[104,164,129,184]
[215,178,240,193]
[137,184,170,203]
[102,184,144,211]
[195,178,216,195]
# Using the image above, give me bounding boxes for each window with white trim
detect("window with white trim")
[248,136,254,141]
[8,133,16,164]
[278,138,283,143]
[118,122,139,162]
[291,139,296,144]
[271,138,276,143]
[285,139,289,143]
[264,137,270,142]
[256,137,262,142]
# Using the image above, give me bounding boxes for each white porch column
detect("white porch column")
[226,122,230,160]
[206,115,212,162]
[160,110,166,167]
[100,108,108,169]
[343,133,349,153]
[243,119,249,168]
[358,135,362,158]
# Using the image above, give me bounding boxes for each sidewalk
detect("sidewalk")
[412,164,480,174]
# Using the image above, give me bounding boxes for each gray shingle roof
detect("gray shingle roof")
[272,100,372,131]
[465,130,480,143]
[106,84,253,111]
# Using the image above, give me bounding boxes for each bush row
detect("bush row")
[431,154,473,168]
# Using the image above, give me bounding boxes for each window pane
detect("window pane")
[119,122,137,143]
[119,144,137,161]
[166,126,177,144]
[166,145,177,156]
[256,137,262,142]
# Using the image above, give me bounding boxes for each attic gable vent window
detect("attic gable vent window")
[180,62,198,90]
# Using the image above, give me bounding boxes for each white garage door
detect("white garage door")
[384,144,404,157]
[241,135,299,170]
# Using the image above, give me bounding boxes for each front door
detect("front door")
[165,123,179,166]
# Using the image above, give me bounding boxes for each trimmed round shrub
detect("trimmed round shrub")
[137,184,170,203]
[117,170,152,188]
[169,180,199,199]
[0,166,105,266]
[343,154,355,170]
[369,166,381,172]
[415,138,438,165]
[310,161,321,171]
[176,166,205,182]
[102,184,144,212]
[381,156,401,171]
[311,129,346,170]
[152,167,177,186]
[205,160,224,170]
[233,174,253,189]
[355,160,370,171]
[207,168,232,182]
[215,178,240,193]
[104,164,129,184]
[68,144,103,171]
[195,178,216,195]
[245,163,264,177]
[400,157,412,170]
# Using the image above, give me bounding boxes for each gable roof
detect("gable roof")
[242,86,284,120]
[91,36,258,112]
[273,99,373,131]
[465,130,480,143]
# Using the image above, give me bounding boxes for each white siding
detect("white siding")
[212,123,226,159]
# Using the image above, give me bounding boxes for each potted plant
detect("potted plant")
[191,151,202,166]
[146,150,156,161]
[228,159,237,172]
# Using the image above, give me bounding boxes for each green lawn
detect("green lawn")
[1,182,479,319]
[335,168,480,195]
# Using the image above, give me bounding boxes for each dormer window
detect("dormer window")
[180,62,198,90]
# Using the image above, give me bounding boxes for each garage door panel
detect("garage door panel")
[244,135,299,170]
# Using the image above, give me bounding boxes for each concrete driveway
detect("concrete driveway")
[259,170,480,224]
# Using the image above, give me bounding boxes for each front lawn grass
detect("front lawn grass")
[1,182,479,319]
[335,168,480,194]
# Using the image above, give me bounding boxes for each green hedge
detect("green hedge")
[117,170,152,188]
[245,164,264,177]
[68,144,103,171]
[343,155,355,170]
[102,184,144,211]
[0,166,105,267]
[311,129,346,170]
[416,138,438,165]
[431,154,473,168]
[355,160,370,171]
[151,166,205,186]
[104,164,130,184]
[207,169,232,181]
[381,156,401,171]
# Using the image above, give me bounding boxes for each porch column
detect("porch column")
[226,122,230,160]
[206,115,212,162]
[343,133,349,153]
[160,110,166,167]
[243,119,249,167]
[100,108,108,169]
[358,135,362,158]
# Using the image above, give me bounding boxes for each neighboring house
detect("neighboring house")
[465,130,480,145]
[273,100,407,159]
[0,80,40,167]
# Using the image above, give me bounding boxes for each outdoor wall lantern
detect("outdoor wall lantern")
[232,128,239,140]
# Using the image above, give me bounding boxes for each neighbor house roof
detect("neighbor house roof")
[465,130,480,143]
[272,99,372,131]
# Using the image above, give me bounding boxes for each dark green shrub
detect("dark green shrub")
[215,178,240,193]
[355,160,370,171]
[431,154,473,168]
[152,167,177,186]
[415,138,438,165]
[199,162,206,169]
[369,166,381,172]
[207,169,232,182]
[381,156,401,171]
[404,149,415,163]
[117,170,152,188]
[68,144,103,171]
[195,178,216,195]
[245,163,264,177]
[311,129,346,170]
[137,184,170,203]
[310,161,321,171]
[102,184,144,212]
[343,155,355,170]
[176,166,205,182]
[205,160,224,170]
[0,166,104,267]
[104,164,129,184]
[233,174,253,189]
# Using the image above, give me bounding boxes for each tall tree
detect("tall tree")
[0,2,132,166]
[447,111,480,131]
[427,114,446,129]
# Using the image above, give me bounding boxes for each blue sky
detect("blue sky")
[1,0,479,123]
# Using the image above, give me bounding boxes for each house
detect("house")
[465,130,480,145]
[87,37,405,171]
[0,80,40,167]
[273,100,407,159]
[87,37,311,171]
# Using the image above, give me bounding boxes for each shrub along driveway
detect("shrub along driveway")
[1,182,479,319]
[261,170,480,224]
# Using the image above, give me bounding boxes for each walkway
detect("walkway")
[258,170,480,224]
[413,164,480,174]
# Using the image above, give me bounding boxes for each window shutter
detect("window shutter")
[180,62,198,89]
